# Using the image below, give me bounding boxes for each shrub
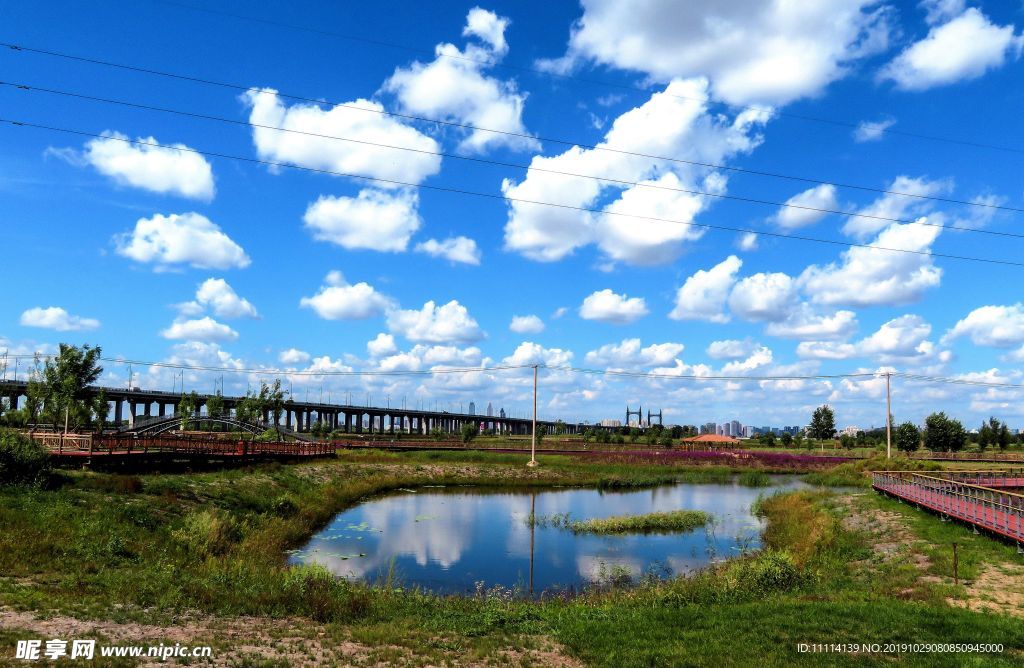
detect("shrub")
[173,508,242,558]
[894,422,921,452]
[0,428,51,486]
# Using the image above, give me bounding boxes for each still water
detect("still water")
[289,477,813,595]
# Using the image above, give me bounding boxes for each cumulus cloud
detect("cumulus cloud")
[509,315,545,334]
[387,300,484,343]
[764,304,858,340]
[853,117,896,142]
[243,88,441,184]
[721,345,773,375]
[502,79,767,263]
[584,338,684,369]
[543,0,892,105]
[414,236,482,265]
[880,7,1023,91]
[304,189,421,252]
[113,213,250,270]
[706,339,757,360]
[944,304,1024,347]
[20,306,99,332]
[367,333,398,358]
[66,131,214,200]
[728,272,797,322]
[737,232,759,251]
[799,223,942,307]
[771,184,837,229]
[161,316,238,342]
[299,271,393,320]
[383,7,536,153]
[843,175,950,239]
[178,278,258,319]
[798,314,940,363]
[669,255,742,323]
[279,348,311,364]
[579,289,649,324]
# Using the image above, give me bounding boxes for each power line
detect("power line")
[150,0,1024,156]
[5,353,1024,388]
[1,41,1020,215]
[4,118,1023,268]
[6,79,1022,240]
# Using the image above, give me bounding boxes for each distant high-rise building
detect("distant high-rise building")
[486,402,493,417]
[600,419,622,427]
[468,401,476,415]
[499,408,506,418]
[703,422,716,435]
[730,420,742,436]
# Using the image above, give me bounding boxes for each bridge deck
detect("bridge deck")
[873,471,1024,543]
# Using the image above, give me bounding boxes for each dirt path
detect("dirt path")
[0,607,581,667]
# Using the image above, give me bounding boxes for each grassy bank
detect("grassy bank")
[2,450,1023,665]
[532,509,711,535]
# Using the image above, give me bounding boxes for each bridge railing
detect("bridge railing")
[873,471,1024,542]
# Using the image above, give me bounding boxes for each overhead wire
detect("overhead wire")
[1,41,1021,215]
[3,117,1023,268]
[4,79,1022,239]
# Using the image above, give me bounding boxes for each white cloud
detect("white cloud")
[765,304,858,340]
[414,236,482,265]
[180,278,258,319]
[304,189,421,252]
[843,175,950,239]
[771,184,837,229]
[509,315,545,334]
[706,339,757,360]
[880,7,1023,91]
[19,306,99,332]
[243,88,441,184]
[799,223,942,307]
[544,0,892,105]
[279,348,310,364]
[738,232,759,251]
[944,304,1024,347]
[383,8,536,153]
[551,307,568,319]
[858,314,936,360]
[669,255,742,323]
[579,289,649,324]
[503,341,573,368]
[387,300,484,343]
[367,333,398,358]
[585,338,684,369]
[161,316,238,342]
[299,272,393,320]
[796,341,859,360]
[853,117,896,142]
[113,213,250,270]
[728,272,797,322]
[75,131,214,200]
[721,345,773,375]
[502,79,767,263]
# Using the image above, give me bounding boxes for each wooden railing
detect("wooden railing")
[873,471,1024,542]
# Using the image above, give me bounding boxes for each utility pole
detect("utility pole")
[528,364,538,467]
[885,371,892,460]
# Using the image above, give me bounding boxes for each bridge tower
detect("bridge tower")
[625,404,642,427]
[647,409,663,427]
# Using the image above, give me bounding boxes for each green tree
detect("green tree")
[554,420,566,435]
[206,392,225,418]
[978,418,994,451]
[536,425,547,443]
[764,431,776,447]
[669,425,683,439]
[178,391,199,432]
[629,427,641,444]
[998,421,1013,450]
[894,422,921,452]
[30,344,104,432]
[259,380,286,435]
[780,432,793,447]
[923,412,967,452]
[92,389,108,433]
[809,405,836,444]
[839,433,855,450]
[460,421,478,443]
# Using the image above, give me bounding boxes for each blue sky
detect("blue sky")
[3,0,1024,429]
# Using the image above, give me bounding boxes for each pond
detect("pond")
[288,476,817,596]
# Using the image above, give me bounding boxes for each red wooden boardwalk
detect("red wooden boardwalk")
[873,471,1024,543]
[44,434,336,460]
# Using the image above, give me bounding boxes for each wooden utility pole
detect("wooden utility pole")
[528,364,538,467]
[885,372,892,460]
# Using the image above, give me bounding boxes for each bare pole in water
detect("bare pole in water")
[528,364,538,467]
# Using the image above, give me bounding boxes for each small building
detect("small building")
[679,433,740,449]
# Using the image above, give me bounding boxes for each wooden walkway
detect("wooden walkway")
[42,434,336,461]
[873,470,1024,543]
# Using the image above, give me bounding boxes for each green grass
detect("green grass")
[532,510,711,535]
[737,469,772,487]
[2,450,1023,665]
